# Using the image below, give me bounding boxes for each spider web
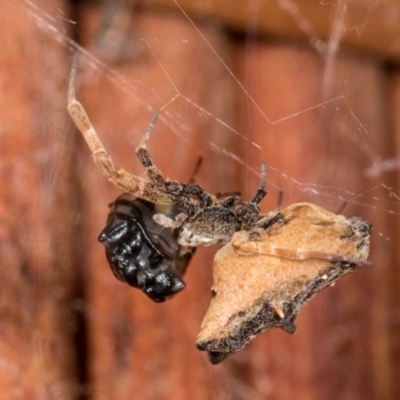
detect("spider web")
[2,0,399,399]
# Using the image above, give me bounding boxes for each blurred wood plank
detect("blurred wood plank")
[0,0,81,398]
[133,0,400,64]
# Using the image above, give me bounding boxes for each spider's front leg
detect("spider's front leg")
[135,112,166,185]
[67,61,176,205]
[236,162,267,228]
[67,62,116,178]
[250,162,267,205]
[135,115,214,214]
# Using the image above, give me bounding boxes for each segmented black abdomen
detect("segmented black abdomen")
[98,194,194,302]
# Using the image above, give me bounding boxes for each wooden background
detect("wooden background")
[0,0,399,399]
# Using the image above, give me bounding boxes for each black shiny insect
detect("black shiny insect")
[98,194,195,302]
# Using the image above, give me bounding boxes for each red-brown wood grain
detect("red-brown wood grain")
[0,0,80,398]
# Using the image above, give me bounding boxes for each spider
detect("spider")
[67,62,267,249]
[67,62,267,301]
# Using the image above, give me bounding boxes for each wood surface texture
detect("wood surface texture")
[134,0,400,63]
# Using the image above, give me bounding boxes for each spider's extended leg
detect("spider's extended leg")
[67,61,173,204]
[251,162,267,205]
[188,157,203,184]
[135,112,166,185]
[235,162,267,227]
[136,112,209,195]
[277,190,283,209]
[136,116,213,210]
[335,201,347,215]
[233,202,372,266]
[232,239,372,266]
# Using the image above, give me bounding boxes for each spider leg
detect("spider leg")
[233,162,266,228]
[135,112,167,186]
[67,61,173,204]
[232,239,371,265]
[277,189,283,209]
[188,157,203,184]
[335,201,347,215]
[136,121,215,208]
[250,162,267,205]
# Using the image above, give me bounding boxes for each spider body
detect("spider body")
[99,194,195,302]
